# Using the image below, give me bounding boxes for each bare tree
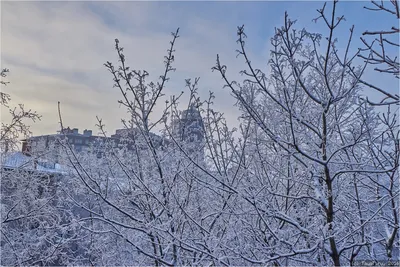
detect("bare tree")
[3,1,398,266]
[358,0,399,105]
[0,69,41,153]
[213,1,399,265]
[1,70,79,266]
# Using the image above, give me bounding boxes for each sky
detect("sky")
[1,0,398,137]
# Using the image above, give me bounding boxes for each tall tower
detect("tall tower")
[172,104,204,159]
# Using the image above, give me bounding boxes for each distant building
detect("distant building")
[21,127,113,158]
[110,127,165,150]
[21,105,204,161]
[21,126,167,160]
[172,104,204,143]
[172,104,205,160]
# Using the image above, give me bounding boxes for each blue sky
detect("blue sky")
[1,0,397,136]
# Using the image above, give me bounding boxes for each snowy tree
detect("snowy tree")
[0,68,40,154]
[1,70,82,265]
[213,1,399,265]
[3,1,398,266]
[358,0,399,105]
